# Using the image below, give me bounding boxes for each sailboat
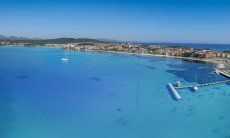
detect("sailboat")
[61,51,69,61]
[192,74,198,91]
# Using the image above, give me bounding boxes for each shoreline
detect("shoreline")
[0,44,225,69]
[1,44,220,64]
[2,44,230,78]
[62,49,230,78]
[79,49,230,79]
[72,49,220,65]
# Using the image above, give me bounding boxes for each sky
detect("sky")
[1,0,230,44]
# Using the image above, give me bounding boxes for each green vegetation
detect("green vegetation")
[223,50,230,53]
[167,46,190,49]
[182,52,193,57]
[0,38,102,45]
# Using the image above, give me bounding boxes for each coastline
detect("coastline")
[0,44,226,71]
[66,49,230,78]
[75,49,220,64]
[89,50,230,79]
[0,44,220,64]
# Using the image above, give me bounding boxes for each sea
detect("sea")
[0,46,230,138]
[142,43,230,51]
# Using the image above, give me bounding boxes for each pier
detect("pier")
[215,69,230,78]
[168,80,230,100]
[174,80,230,89]
[168,83,182,100]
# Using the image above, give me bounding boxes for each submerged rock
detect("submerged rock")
[90,77,102,82]
[212,129,220,133]
[114,117,129,126]
[145,66,155,70]
[17,75,29,80]
[218,115,225,120]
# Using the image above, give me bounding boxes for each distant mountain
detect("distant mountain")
[0,35,8,39]
[0,35,32,40]
[39,38,102,44]
[98,38,120,42]
[0,35,104,44]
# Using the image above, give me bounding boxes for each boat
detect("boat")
[192,85,198,91]
[217,63,225,69]
[61,57,68,61]
[176,81,182,87]
[61,52,69,62]
[193,74,198,91]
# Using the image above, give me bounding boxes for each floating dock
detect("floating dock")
[174,80,230,89]
[168,83,182,100]
[168,68,230,100]
[168,79,229,100]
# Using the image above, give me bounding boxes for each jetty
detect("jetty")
[174,80,230,89]
[215,69,230,78]
[168,83,182,100]
[168,80,230,100]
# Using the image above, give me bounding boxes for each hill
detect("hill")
[0,35,103,44]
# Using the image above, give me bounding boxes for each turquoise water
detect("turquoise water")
[0,46,230,138]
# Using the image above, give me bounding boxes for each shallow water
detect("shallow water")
[0,46,230,138]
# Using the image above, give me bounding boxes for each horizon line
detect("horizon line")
[1,34,230,45]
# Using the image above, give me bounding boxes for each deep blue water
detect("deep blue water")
[142,43,230,51]
[0,46,230,138]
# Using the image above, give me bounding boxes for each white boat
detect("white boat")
[193,86,198,91]
[193,74,198,91]
[218,63,225,69]
[176,81,182,87]
[61,57,68,61]
[61,52,69,61]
